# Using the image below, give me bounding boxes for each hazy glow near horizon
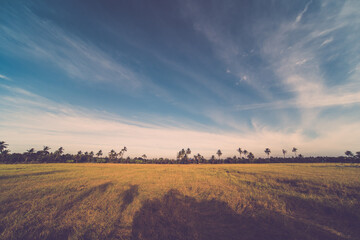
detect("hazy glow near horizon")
[1,0,360,158]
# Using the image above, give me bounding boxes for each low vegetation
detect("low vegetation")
[1,141,359,164]
[0,163,359,239]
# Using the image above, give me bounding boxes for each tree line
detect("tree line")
[0,141,359,164]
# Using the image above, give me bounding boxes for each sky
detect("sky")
[1,0,360,158]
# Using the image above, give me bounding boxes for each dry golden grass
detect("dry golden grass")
[0,163,359,239]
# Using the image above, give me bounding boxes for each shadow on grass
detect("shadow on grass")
[282,194,359,238]
[131,189,344,240]
[120,185,139,211]
[104,185,140,239]
[51,184,139,240]
[0,170,69,180]
[54,182,114,219]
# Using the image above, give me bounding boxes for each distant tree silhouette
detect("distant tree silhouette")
[24,148,35,162]
[0,141,9,154]
[176,151,182,161]
[345,150,354,158]
[54,147,63,156]
[186,148,191,159]
[247,152,255,161]
[237,148,242,158]
[292,147,298,157]
[116,146,127,161]
[282,149,287,159]
[76,151,82,163]
[264,148,271,158]
[27,148,35,154]
[109,149,117,161]
[2,149,10,155]
[42,146,51,155]
[356,152,360,159]
[243,149,248,158]
[142,154,147,159]
[53,147,64,162]
[96,150,103,158]
[122,146,127,159]
[216,150,222,160]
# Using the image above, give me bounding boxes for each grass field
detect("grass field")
[0,163,359,240]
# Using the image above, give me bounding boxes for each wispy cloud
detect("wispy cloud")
[320,37,333,47]
[295,1,312,23]
[0,6,156,91]
[0,74,11,81]
[180,0,272,99]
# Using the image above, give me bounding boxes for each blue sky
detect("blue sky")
[1,0,359,158]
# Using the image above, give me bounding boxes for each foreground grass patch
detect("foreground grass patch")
[0,163,359,239]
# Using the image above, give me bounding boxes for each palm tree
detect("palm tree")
[186,148,191,156]
[24,148,35,162]
[96,150,103,158]
[42,146,51,155]
[27,148,35,154]
[292,147,298,157]
[216,149,222,160]
[345,150,354,158]
[248,152,255,161]
[176,151,182,161]
[282,149,287,159]
[181,148,186,158]
[57,147,64,155]
[89,151,94,161]
[264,148,271,158]
[118,146,127,160]
[142,154,147,159]
[109,149,116,161]
[0,141,9,154]
[237,148,242,158]
[243,149,248,158]
[76,150,82,163]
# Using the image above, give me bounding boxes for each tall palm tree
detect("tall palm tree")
[58,147,64,155]
[76,150,82,163]
[109,149,116,161]
[177,151,182,161]
[54,147,64,157]
[282,149,287,159]
[243,149,248,158]
[118,146,127,160]
[186,148,191,156]
[24,148,35,162]
[292,147,298,157]
[43,146,51,155]
[264,148,271,158]
[248,152,255,161]
[181,148,186,158]
[0,141,9,154]
[237,148,243,158]
[216,149,222,160]
[96,150,103,158]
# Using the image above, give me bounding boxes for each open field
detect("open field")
[0,163,359,240]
